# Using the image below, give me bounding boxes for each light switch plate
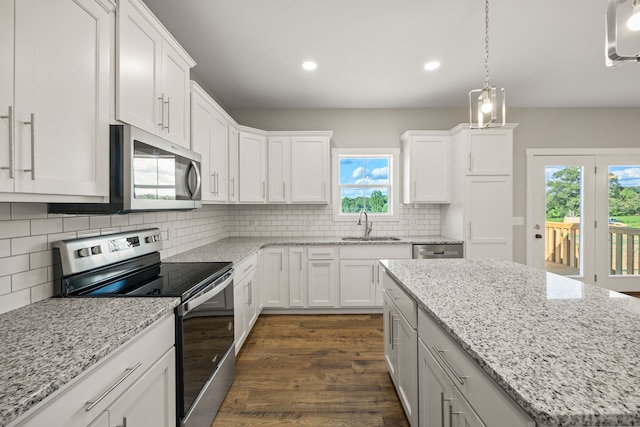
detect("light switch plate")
[512,216,524,226]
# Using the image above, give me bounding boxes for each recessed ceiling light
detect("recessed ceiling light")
[302,61,317,71]
[424,61,441,71]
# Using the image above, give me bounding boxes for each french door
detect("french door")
[527,150,640,292]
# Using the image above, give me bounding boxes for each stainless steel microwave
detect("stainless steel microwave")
[49,125,202,214]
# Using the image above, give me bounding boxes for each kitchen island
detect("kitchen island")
[381,258,640,427]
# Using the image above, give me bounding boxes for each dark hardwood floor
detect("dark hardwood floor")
[212,314,409,426]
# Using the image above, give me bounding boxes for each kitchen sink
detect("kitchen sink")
[341,236,402,241]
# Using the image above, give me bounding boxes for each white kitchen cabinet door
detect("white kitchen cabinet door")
[0,0,13,193]
[228,124,239,203]
[233,279,247,355]
[267,136,290,203]
[11,0,111,197]
[261,248,289,308]
[190,86,214,201]
[307,259,338,307]
[339,260,376,307]
[239,131,266,203]
[291,136,329,203]
[418,339,453,427]
[107,348,176,427]
[397,312,418,426]
[245,268,259,330]
[210,109,229,202]
[401,131,450,203]
[160,43,190,148]
[467,129,512,176]
[452,387,486,427]
[383,291,399,381]
[116,0,194,147]
[288,247,307,307]
[117,0,162,137]
[465,176,512,260]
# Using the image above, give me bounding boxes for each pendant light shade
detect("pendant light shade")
[469,0,505,129]
[606,0,640,66]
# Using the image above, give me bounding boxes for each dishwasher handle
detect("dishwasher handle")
[413,244,463,259]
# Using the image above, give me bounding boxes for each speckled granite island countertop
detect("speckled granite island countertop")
[0,297,180,427]
[381,258,640,427]
[165,235,460,264]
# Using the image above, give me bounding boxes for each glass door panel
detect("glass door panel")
[607,165,640,277]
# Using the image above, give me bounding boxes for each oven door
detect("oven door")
[177,270,235,427]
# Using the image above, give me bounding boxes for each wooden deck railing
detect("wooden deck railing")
[545,221,640,275]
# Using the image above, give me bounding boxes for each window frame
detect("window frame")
[332,148,400,222]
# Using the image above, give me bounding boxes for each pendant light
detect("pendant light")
[606,0,640,66]
[469,0,505,129]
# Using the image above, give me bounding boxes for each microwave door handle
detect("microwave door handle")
[188,160,201,199]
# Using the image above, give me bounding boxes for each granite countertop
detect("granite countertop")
[0,297,180,427]
[381,258,640,427]
[165,235,460,264]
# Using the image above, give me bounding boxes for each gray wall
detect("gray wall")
[231,107,640,264]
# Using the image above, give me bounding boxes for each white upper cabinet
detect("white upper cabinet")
[267,136,290,203]
[0,0,112,200]
[401,131,450,204]
[117,0,195,148]
[265,132,331,204]
[456,126,514,175]
[190,83,214,201]
[238,130,267,203]
[291,135,331,203]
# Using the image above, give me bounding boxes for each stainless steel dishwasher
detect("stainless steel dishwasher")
[412,243,464,259]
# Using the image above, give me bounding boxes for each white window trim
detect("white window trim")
[332,148,400,222]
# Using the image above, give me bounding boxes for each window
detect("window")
[332,148,400,221]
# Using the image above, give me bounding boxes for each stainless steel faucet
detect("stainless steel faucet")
[357,210,373,239]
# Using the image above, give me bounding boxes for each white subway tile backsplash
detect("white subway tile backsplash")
[30,250,54,269]
[11,203,47,220]
[0,289,30,315]
[0,203,10,220]
[12,267,48,292]
[63,217,90,232]
[31,281,54,303]
[0,220,30,239]
[89,216,111,230]
[0,276,11,295]
[0,239,9,258]
[11,235,48,256]
[31,218,63,235]
[0,254,29,276]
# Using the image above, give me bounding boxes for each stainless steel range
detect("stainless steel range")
[52,228,235,427]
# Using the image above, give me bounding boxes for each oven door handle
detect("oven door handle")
[181,270,234,315]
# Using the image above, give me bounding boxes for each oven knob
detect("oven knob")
[91,246,102,255]
[77,247,92,257]
[145,236,154,243]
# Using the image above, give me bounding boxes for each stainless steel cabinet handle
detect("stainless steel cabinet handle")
[230,177,235,197]
[243,264,253,273]
[262,181,265,198]
[440,392,446,427]
[371,264,375,282]
[21,114,35,180]
[298,252,302,271]
[431,345,466,385]
[282,181,285,198]
[468,153,473,171]
[0,106,13,178]
[413,180,417,198]
[279,252,283,271]
[158,94,165,127]
[391,317,398,350]
[85,362,142,411]
[116,418,128,427]
[165,97,170,131]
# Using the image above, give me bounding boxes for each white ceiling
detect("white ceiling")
[143,0,640,109]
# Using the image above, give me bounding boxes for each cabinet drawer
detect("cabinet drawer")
[235,252,258,283]
[339,245,411,260]
[382,272,417,329]
[418,309,534,427]
[307,246,337,260]
[16,314,175,427]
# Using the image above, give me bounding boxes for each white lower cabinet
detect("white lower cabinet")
[261,247,289,308]
[417,308,535,427]
[13,315,176,427]
[104,348,175,427]
[307,247,339,307]
[339,245,411,307]
[288,246,308,307]
[382,271,418,426]
[234,253,259,354]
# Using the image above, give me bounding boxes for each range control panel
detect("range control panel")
[53,228,163,275]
